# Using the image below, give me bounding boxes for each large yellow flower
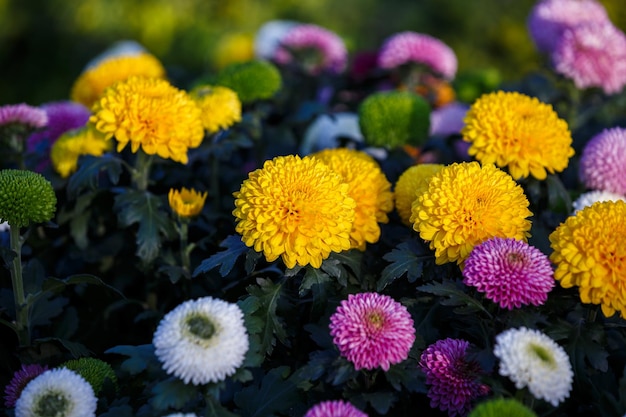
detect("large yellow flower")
[70,53,166,108]
[233,155,355,269]
[168,188,208,218]
[90,76,204,164]
[549,200,626,317]
[50,125,112,178]
[412,162,532,265]
[190,85,242,134]
[394,163,444,226]
[313,148,393,250]
[461,91,574,180]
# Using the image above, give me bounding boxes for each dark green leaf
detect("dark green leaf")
[350,391,397,415]
[299,267,331,297]
[36,337,91,358]
[149,377,198,411]
[22,258,45,295]
[40,274,125,299]
[328,250,363,280]
[29,291,67,326]
[0,246,16,266]
[417,280,491,317]
[57,191,98,249]
[206,393,241,417]
[114,189,175,263]
[98,404,134,417]
[234,367,299,417]
[379,240,429,291]
[193,234,250,277]
[105,344,158,375]
[245,278,288,356]
[67,154,123,198]
[158,265,190,284]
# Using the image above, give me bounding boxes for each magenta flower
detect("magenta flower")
[304,400,368,417]
[273,24,347,75]
[3,363,49,408]
[0,103,48,131]
[462,238,555,310]
[419,339,490,417]
[329,292,415,371]
[26,101,91,171]
[552,21,626,95]
[377,31,457,80]
[579,127,626,195]
[527,0,609,54]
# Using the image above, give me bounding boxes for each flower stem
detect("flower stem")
[132,150,154,191]
[179,219,191,272]
[9,225,30,346]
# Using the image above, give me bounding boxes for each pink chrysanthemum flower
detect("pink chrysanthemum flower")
[304,400,368,417]
[579,127,626,194]
[4,364,49,408]
[552,20,626,95]
[273,24,347,75]
[377,31,458,80]
[329,292,415,371]
[419,339,490,417]
[0,104,48,131]
[462,238,555,310]
[527,0,609,54]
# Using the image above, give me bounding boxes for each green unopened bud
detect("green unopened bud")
[468,398,537,417]
[358,91,431,148]
[61,357,118,394]
[0,169,56,228]
[215,60,282,104]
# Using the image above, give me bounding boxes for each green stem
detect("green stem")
[9,225,30,346]
[179,219,191,272]
[132,150,154,191]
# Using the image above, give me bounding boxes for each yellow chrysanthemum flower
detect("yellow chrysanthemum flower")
[461,91,575,180]
[313,148,393,250]
[412,162,532,265]
[233,155,355,269]
[90,76,204,164]
[168,187,208,218]
[51,125,112,178]
[549,200,626,317]
[213,33,254,70]
[70,52,166,108]
[190,85,242,134]
[394,163,444,226]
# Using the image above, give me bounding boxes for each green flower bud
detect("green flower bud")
[61,357,118,394]
[0,169,56,228]
[468,398,537,417]
[215,60,282,104]
[358,91,431,148]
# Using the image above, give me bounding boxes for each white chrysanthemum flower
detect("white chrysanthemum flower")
[153,296,249,385]
[254,20,298,60]
[493,327,573,406]
[0,221,9,232]
[572,190,626,213]
[300,112,363,155]
[15,368,97,417]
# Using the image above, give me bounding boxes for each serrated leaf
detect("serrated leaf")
[565,321,609,373]
[206,393,241,417]
[22,258,46,295]
[149,377,198,411]
[105,344,157,375]
[234,367,299,417]
[113,190,175,263]
[327,250,363,282]
[350,391,397,415]
[378,240,429,291]
[246,278,288,356]
[29,291,68,326]
[57,191,98,249]
[39,274,124,299]
[36,337,91,358]
[193,235,250,277]
[98,404,134,417]
[417,280,491,317]
[67,154,122,198]
[299,267,331,297]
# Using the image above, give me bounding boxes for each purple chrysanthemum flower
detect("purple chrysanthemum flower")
[580,127,626,194]
[429,102,469,137]
[0,104,48,131]
[26,101,91,171]
[552,21,626,95]
[304,400,368,417]
[377,31,458,80]
[419,339,490,417]
[462,238,555,310]
[273,24,347,75]
[4,364,49,408]
[527,0,609,54]
[329,292,415,371]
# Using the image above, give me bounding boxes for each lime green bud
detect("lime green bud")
[215,60,282,104]
[0,169,56,228]
[61,357,118,394]
[358,91,431,148]
[468,398,537,417]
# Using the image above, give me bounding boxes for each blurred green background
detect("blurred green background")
[2,0,626,105]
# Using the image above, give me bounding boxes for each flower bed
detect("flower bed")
[2,1,626,416]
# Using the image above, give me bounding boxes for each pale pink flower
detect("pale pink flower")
[304,400,368,417]
[579,127,626,194]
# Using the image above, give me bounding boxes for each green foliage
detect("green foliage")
[234,367,300,417]
[468,398,537,417]
[61,357,118,394]
[216,60,283,104]
[0,169,56,227]
[193,234,251,277]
